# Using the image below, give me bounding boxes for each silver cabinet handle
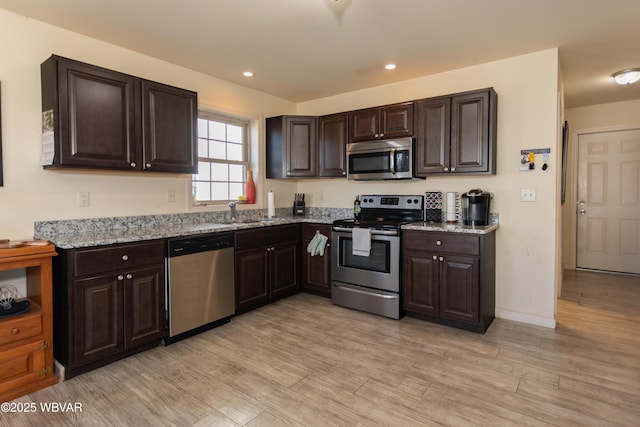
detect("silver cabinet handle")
[432,255,437,260]
[444,167,449,172]
[122,255,129,261]
[126,273,133,280]
[436,240,442,246]
[579,210,586,215]
[439,256,444,262]
[451,167,456,172]
[117,275,124,281]
[145,163,151,168]
[130,162,136,168]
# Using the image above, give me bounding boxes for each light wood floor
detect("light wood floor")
[4,269,640,426]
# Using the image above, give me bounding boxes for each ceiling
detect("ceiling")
[1,0,640,108]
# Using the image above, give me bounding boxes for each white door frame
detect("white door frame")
[564,124,640,270]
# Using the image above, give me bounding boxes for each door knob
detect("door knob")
[579,209,586,215]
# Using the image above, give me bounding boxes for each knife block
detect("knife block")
[292,201,305,216]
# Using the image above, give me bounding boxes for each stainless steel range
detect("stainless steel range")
[331,194,424,319]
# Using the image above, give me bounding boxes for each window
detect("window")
[192,113,248,204]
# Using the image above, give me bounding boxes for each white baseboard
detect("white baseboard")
[495,309,556,329]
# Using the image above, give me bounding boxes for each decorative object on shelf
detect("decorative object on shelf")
[0,284,18,309]
[245,170,256,204]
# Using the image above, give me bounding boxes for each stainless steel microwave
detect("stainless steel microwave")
[347,137,414,180]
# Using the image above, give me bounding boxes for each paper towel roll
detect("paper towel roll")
[267,191,275,218]
[446,192,457,223]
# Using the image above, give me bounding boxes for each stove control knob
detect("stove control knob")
[368,198,373,203]
[414,198,419,204]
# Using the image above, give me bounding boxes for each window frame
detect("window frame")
[192,111,250,205]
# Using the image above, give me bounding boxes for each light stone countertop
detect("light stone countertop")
[402,222,499,234]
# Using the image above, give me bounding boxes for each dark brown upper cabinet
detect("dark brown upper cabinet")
[40,55,197,173]
[414,88,497,176]
[348,102,414,142]
[266,115,318,178]
[318,112,347,177]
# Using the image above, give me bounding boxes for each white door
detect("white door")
[577,129,640,274]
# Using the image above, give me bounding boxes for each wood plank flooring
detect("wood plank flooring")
[3,269,639,426]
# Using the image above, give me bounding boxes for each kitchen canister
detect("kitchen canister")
[446,192,457,223]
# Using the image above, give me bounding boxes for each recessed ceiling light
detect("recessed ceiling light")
[384,63,396,70]
[243,71,254,77]
[612,68,640,85]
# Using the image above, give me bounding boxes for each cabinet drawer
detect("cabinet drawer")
[73,240,165,277]
[0,307,42,346]
[236,225,299,251]
[403,231,479,256]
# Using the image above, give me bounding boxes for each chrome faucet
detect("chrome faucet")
[228,201,237,222]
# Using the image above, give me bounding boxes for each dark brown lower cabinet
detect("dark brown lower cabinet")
[54,240,166,379]
[235,225,300,312]
[402,230,495,332]
[301,224,332,297]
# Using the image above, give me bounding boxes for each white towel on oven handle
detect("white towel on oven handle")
[352,227,371,257]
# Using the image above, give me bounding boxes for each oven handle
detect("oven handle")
[334,284,398,300]
[332,226,398,236]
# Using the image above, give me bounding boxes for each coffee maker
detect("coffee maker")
[461,189,491,226]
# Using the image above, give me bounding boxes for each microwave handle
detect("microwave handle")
[390,148,396,175]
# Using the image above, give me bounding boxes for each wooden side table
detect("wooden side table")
[0,243,58,402]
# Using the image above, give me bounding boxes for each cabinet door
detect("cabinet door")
[380,102,414,139]
[124,265,165,349]
[439,254,479,323]
[54,58,138,170]
[450,90,491,174]
[285,116,317,177]
[402,249,439,315]
[0,340,48,397]
[301,224,332,296]
[73,275,123,365]
[141,81,198,173]
[349,108,379,142]
[318,113,347,177]
[414,97,451,176]
[235,248,269,311]
[270,241,299,297]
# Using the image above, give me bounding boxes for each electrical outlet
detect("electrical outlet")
[78,191,90,207]
[520,189,536,202]
[167,189,176,203]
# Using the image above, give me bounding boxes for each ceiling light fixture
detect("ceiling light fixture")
[385,63,396,70]
[612,68,640,85]
[243,71,254,77]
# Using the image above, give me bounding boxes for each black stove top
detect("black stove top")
[333,194,424,230]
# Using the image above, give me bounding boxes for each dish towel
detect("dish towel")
[306,231,329,256]
[352,227,371,257]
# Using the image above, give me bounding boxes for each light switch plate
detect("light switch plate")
[78,191,90,207]
[520,189,536,202]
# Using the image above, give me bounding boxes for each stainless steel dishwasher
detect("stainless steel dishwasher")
[165,232,235,344]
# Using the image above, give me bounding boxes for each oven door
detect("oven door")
[331,229,400,292]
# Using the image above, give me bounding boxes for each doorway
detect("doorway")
[576,128,640,274]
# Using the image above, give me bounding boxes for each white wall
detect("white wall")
[297,49,561,327]
[563,99,640,268]
[0,8,296,240]
[0,8,562,327]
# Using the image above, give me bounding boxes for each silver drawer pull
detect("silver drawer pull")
[126,274,133,280]
[432,255,437,260]
[334,284,398,300]
[122,255,129,261]
[117,275,124,281]
[436,240,442,246]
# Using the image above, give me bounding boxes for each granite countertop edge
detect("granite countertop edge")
[40,217,335,249]
[38,216,499,249]
[402,222,499,234]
